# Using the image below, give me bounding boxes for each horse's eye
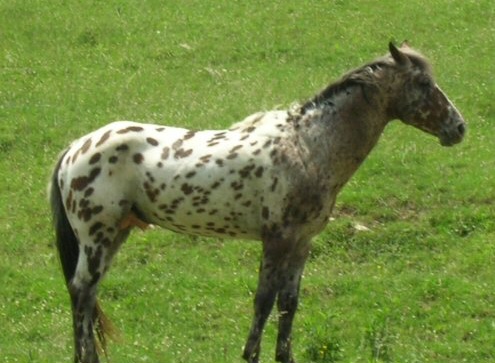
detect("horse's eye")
[418,78,433,89]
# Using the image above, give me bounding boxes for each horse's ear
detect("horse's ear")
[389,42,410,66]
[400,40,411,48]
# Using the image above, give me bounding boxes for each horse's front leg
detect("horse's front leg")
[243,248,283,363]
[275,246,309,363]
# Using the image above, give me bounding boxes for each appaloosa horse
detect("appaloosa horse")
[50,42,465,363]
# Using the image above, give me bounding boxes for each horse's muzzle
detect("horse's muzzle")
[439,121,466,146]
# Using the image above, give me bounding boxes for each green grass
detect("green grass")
[1,1,494,362]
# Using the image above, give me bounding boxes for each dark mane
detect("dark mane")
[300,59,389,113]
[300,47,432,113]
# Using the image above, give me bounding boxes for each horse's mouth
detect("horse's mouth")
[440,138,458,147]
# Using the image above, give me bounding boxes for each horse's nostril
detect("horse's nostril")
[457,123,466,136]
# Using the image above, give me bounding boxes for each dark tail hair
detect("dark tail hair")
[50,151,115,354]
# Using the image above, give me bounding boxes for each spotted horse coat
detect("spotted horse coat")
[50,43,466,363]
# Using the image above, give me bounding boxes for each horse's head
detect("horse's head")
[387,42,466,146]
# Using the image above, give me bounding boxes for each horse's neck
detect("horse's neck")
[298,86,389,183]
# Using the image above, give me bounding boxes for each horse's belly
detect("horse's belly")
[143,195,262,240]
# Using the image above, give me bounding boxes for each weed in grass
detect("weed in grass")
[365,315,393,363]
[304,316,343,363]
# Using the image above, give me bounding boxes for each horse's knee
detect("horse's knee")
[277,290,299,314]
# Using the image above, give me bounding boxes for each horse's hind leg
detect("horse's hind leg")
[70,226,131,363]
[70,275,99,363]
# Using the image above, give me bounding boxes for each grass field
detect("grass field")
[1,1,494,362]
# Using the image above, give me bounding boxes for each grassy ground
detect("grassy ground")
[1,1,494,362]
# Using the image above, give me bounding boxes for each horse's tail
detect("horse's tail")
[49,150,116,354]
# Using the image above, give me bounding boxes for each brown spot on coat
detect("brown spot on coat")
[200,154,212,163]
[86,245,103,277]
[211,180,222,189]
[89,222,104,236]
[181,183,194,195]
[174,148,193,159]
[146,137,159,146]
[144,181,159,202]
[230,145,243,153]
[231,181,243,190]
[71,168,101,191]
[89,153,101,165]
[145,172,155,183]
[133,153,144,164]
[239,164,256,178]
[81,138,92,154]
[183,130,196,140]
[207,132,227,144]
[271,177,279,192]
[78,204,103,222]
[161,147,170,160]
[215,159,224,167]
[116,144,129,152]
[66,190,73,211]
[95,130,112,147]
[71,150,81,164]
[117,126,144,134]
[119,200,129,207]
[84,187,94,198]
[172,139,183,150]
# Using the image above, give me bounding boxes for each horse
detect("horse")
[49,42,465,363]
